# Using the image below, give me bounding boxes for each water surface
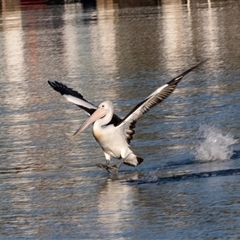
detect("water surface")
[1,0,240,239]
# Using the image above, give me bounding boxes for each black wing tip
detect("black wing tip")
[48,80,60,86]
[47,80,65,95]
[48,80,85,100]
[168,60,207,86]
[47,80,56,88]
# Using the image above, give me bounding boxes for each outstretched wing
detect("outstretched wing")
[116,62,204,144]
[48,81,122,125]
[48,81,97,115]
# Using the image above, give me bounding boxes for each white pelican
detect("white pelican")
[48,62,203,173]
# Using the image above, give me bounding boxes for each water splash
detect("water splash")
[128,168,240,185]
[135,169,159,183]
[194,124,237,161]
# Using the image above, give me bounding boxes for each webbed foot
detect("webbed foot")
[96,163,119,174]
[96,163,109,170]
[106,165,119,174]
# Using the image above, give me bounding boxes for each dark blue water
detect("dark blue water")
[1,0,240,239]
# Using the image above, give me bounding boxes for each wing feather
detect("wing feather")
[117,62,204,143]
[48,81,97,115]
[48,81,122,125]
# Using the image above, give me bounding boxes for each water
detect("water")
[1,0,240,239]
[194,124,237,161]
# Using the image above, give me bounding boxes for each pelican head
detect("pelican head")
[72,100,114,137]
[98,100,113,112]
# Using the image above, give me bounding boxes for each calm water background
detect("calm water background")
[1,0,240,239]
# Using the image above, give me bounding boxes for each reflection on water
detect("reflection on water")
[1,0,240,239]
[97,175,139,236]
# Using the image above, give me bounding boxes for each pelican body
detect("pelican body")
[73,100,143,172]
[48,62,204,173]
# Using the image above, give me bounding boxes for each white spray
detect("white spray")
[194,124,237,161]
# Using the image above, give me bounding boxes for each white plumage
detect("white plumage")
[48,62,204,173]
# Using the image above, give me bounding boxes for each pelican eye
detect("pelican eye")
[101,104,105,108]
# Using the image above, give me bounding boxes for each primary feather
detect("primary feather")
[117,62,204,144]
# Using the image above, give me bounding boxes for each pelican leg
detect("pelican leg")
[104,152,111,166]
[117,159,123,169]
[96,153,113,172]
[97,153,122,174]
[106,165,119,174]
[106,159,123,174]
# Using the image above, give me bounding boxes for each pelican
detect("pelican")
[48,62,203,173]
